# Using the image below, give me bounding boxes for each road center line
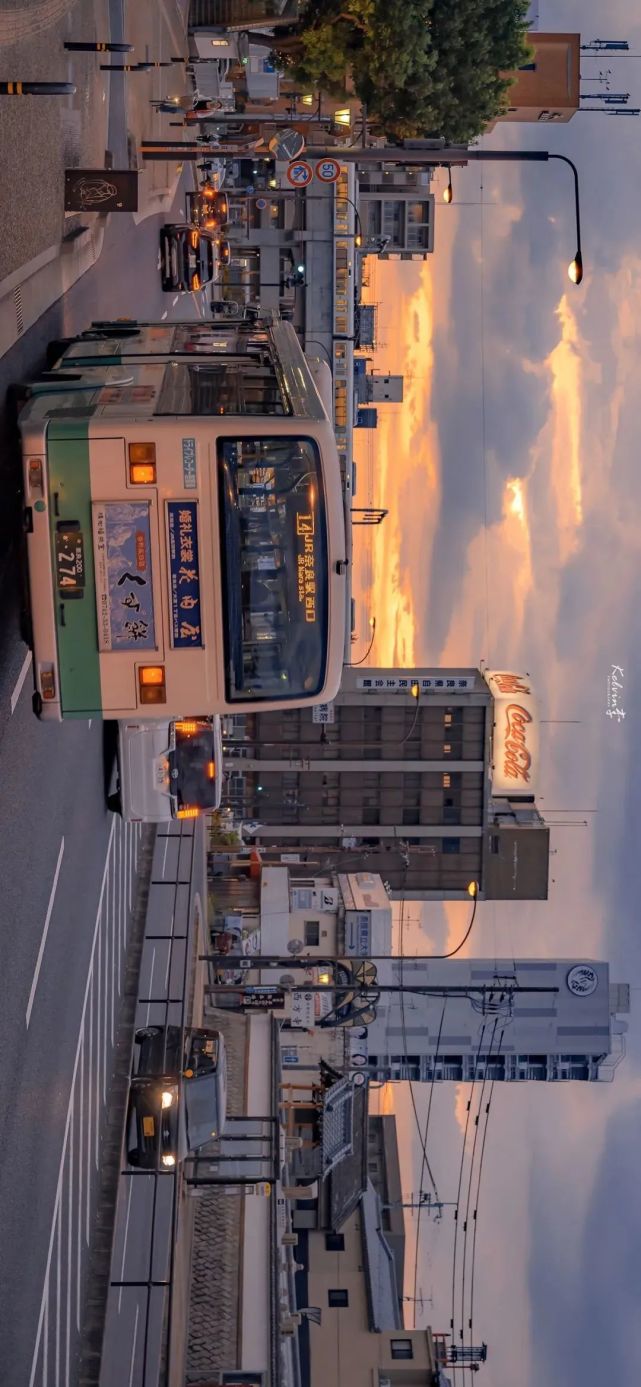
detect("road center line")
[26,837,65,1027]
[10,649,33,714]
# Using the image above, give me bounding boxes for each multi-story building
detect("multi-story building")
[224,666,550,900]
[493,32,580,125]
[357,166,435,260]
[362,957,629,1084]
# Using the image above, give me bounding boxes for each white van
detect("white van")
[113,715,224,822]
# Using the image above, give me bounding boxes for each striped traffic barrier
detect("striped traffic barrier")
[0,80,76,95]
[64,41,133,52]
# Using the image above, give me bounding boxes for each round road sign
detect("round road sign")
[286,159,313,188]
[315,157,341,184]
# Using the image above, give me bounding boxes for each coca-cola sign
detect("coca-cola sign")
[503,703,533,783]
[484,670,538,797]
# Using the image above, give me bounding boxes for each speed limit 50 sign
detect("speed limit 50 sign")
[315,157,341,183]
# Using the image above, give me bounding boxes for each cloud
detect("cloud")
[528,1097,641,1385]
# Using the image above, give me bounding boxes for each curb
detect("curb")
[0,220,106,362]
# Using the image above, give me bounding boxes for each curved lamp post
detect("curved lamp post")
[345,616,376,666]
[399,681,422,746]
[439,149,583,285]
[335,191,364,247]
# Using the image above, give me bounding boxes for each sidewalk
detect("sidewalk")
[0,0,191,357]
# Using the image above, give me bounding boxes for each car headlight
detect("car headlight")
[161,1153,176,1168]
[161,1089,175,1109]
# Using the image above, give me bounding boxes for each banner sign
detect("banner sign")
[167,501,202,647]
[357,674,475,692]
[93,501,156,651]
[484,671,539,797]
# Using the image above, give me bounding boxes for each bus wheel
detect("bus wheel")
[107,790,122,815]
[32,691,43,718]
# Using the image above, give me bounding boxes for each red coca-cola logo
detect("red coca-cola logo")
[503,703,532,782]
[493,672,531,695]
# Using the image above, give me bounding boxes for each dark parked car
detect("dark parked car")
[160,224,215,293]
[187,188,229,231]
[126,1025,227,1170]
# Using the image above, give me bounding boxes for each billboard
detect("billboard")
[484,671,539,797]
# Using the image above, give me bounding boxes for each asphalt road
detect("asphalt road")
[0,185,208,1387]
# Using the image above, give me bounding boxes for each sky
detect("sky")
[354,4,641,1383]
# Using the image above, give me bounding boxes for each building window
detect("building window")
[443,742,452,755]
[442,773,451,788]
[304,920,320,946]
[442,837,460,854]
[325,1233,345,1251]
[391,1341,414,1360]
[328,1289,349,1307]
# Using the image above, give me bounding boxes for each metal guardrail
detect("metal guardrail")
[99,821,203,1387]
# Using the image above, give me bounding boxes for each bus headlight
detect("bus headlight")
[128,442,156,484]
[139,666,166,705]
[161,1153,176,1168]
[161,1090,175,1109]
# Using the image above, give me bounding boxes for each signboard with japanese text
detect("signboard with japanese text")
[181,438,197,489]
[356,673,475,693]
[295,508,318,624]
[241,986,285,1010]
[312,702,335,724]
[167,502,202,647]
[93,502,156,651]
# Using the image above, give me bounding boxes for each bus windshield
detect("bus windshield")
[218,437,328,702]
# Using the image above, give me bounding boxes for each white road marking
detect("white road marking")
[161,309,168,319]
[172,294,179,305]
[118,1179,135,1312]
[128,1304,140,1387]
[10,649,32,714]
[26,837,65,1027]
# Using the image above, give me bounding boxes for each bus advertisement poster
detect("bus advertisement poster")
[167,501,203,647]
[93,501,156,650]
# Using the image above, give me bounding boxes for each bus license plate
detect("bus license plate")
[142,1116,155,1137]
[56,527,85,597]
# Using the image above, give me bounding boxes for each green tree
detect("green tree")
[267,0,532,143]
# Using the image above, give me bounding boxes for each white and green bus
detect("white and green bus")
[19,316,347,720]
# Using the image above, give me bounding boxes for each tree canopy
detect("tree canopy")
[269,0,533,144]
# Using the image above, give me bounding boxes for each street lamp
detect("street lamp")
[304,143,585,284]
[399,681,421,746]
[345,616,376,666]
[442,167,453,204]
[335,191,364,247]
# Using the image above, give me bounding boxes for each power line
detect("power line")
[448,1022,491,1377]
[460,1027,504,1385]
